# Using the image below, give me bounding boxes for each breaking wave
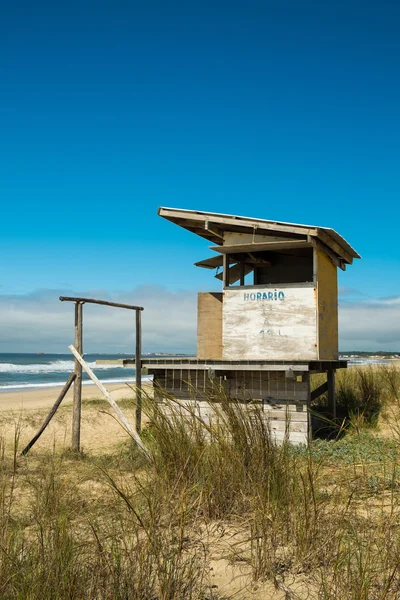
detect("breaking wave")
[0,360,126,374]
[0,375,152,391]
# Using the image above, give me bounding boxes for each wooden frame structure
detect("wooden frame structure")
[123,207,360,444]
[59,296,144,450]
[21,296,144,456]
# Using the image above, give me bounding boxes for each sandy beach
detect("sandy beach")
[1,360,398,456]
[0,382,137,412]
[0,382,151,454]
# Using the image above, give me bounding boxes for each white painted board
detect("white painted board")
[223,287,317,360]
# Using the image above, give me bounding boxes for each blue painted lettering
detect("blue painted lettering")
[242,290,285,301]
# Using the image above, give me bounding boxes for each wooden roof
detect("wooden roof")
[158,207,360,269]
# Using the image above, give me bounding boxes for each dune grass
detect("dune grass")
[0,365,399,598]
[311,364,400,429]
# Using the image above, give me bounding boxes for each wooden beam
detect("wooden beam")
[327,367,336,419]
[310,381,328,402]
[194,256,224,269]
[158,207,318,237]
[210,240,310,254]
[158,207,360,260]
[140,362,311,371]
[215,262,253,284]
[315,229,353,264]
[21,373,76,456]
[247,253,272,266]
[308,236,346,271]
[135,309,142,433]
[69,345,151,459]
[205,220,224,240]
[72,301,83,452]
[60,297,144,311]
[190,227,222,243]
[222,254,229,287]
[240,260,245,285]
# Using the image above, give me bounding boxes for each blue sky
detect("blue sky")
[1,1,400,352]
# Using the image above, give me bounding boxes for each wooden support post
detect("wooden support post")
[254,264,259,285]
[223,254,229,287]
[21,373,76,456]
[240,260,245,286]
[310,380,329,402]
[68,345,151,459]
[303,371,312,444]
[135,309,142,433]
[327,367,336,420]
[72,301,83,451]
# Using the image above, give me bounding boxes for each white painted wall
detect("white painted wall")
[222,286,317,360]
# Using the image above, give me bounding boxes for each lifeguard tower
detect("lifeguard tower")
[128,207,360,443]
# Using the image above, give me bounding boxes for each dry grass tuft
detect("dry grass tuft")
[0,366,399,598]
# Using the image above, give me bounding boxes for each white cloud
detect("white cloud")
[0,286,198,353]
[0,288,399,353]
[339,296,400,349]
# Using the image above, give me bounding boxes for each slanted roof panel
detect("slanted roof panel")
[158,207,361,263]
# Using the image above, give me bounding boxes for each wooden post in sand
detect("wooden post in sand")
[327,367,336,420]
[135,308,142,433]
[20,373,76,456]
[72,301,83,451]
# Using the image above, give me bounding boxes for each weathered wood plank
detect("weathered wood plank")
[155,394,310,445]
[272,431,307,445]
[72,302,83,452]
[267,420,308,433]
[161,408,308,433]
[224,232,302,245]
[211,240,310,254]
[161,406,308,422]
[60,296,144,311]
[160,384,310,402]
[197,292,223,359]
[194,256,224,269]
[135,309,142,433]
[316,248,339,360]
[215,262,254,285]
[328,367,336,419]
[69,345,151,459]
[144,363,311,371]
[315,229,353,264]
[223,286,318,361]
[158,207,318,237]
[21,373,76,456]
[222,254,229,287]
[310,381,328,401]
[226,389,310,401]
[204,220,224,240]
[161,398,307,412]
[309,236,344,271]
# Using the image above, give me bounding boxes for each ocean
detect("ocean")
[0,353,392,393]
[0,353,152,392]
